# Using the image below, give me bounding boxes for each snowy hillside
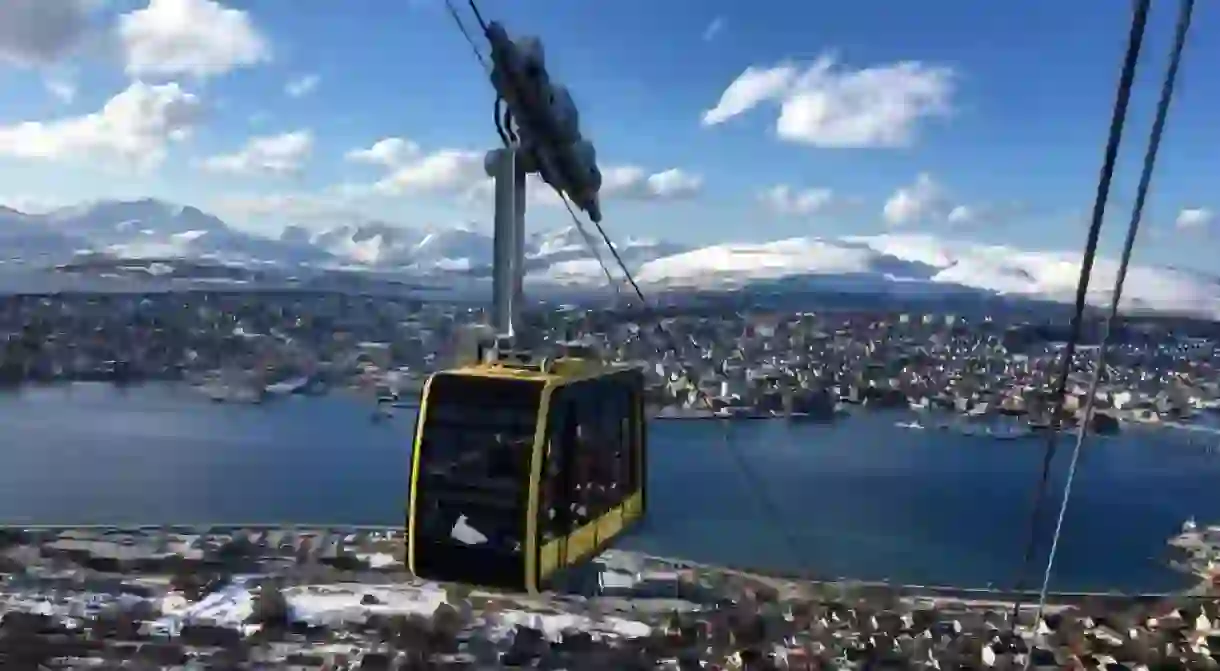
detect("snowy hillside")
[305,222,423,266]
[2,199,1218,319]
[38,199,332,265]
[630,233,1220,319]
[0,206,91,261]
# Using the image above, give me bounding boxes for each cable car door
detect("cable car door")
[411,375,540,590]
[537,384,575,585]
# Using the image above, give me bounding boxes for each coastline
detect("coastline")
[2,383,1212,596]
[11,380,1220,437]
[3,522,1209,603]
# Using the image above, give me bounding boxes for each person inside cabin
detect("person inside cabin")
[540,440,556,540]
[587,408,616,508]
[571,423,593,525]
[607,414,628,500]
[488,432,514,479]
[543,405,578,539]
[425,423,470,480]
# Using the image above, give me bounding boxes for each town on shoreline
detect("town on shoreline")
[3,524,1220,669]
[4,290,1219,437]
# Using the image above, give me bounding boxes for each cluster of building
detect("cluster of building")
[607,310,1220,428]
[3,526,1220,669]
[3,291,1219,428]
[1170,518,1220,588]
[0,292,454,399]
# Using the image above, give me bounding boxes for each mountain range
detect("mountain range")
[1,198,1217,320]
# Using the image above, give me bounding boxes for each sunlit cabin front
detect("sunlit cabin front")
[407,356,646,594]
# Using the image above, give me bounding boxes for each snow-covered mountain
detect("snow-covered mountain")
[292,221,496,270]
[37,199,332,265]
[2,198,1218,319]
[304,221,424,267]
[529,226,688,266]
[411,226,496,271]
[0,206,91,261]
[628,234,1220,319]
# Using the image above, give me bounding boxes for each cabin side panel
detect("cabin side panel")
[536,372,645,586]
[536,382,574,585]
[524,380,557,594]
[406,375,436,575]
[407,373,542,590]
[618,368,646,526]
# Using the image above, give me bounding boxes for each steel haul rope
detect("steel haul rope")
[1021,2,1194,656]
[1009,0,1153,624]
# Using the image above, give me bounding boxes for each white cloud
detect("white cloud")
[602,166,703,201]
[373,148,486,196]
[946,205,974,225]
[702,17,725,42]
[359,144,700,210]
[702,55,954,148]
[0,0,91,66]
[201,130,313,177]
[1176,207,1214,231]
[456,164,700,210]
[0,194,67,214]
[457,172,562,210]
[702,65,798,127]
[285,74,319,98]
[947,201,1030,227]
[0,81,204,170]
[45,78,78,104]
[760,184,835,216]
[346,137,420,167]
[883,173,946,226]
[118,0,271,79]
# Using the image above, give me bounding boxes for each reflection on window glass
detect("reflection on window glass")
[602,383,626,505]
[530,374,643,545]
[415,375,540,555]
[560,378,633,523]
[540,421,564,542]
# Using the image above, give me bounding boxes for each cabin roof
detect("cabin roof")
[435,358,638,386]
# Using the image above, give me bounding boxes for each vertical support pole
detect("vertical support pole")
[485,147,527,339]
[512,161,527,336]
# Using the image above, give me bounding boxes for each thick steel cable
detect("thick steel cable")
[1008,0,1152,624]
[443,0,489,72]
[558,195,622,297]
[1023,1,1194,655]
[560,191,808,575]
[465,0,491,33]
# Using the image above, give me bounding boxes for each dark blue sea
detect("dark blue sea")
[2,383,1218,593]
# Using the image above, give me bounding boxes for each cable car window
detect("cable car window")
[414,375,541,556]
[543,375,643,533]
[540,386,573,542]
[567,382,600,528]
[621,372,642,495]
[566,377,625,520]
[599,380,627,513]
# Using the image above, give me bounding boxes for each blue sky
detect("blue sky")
[0,0,1216,269]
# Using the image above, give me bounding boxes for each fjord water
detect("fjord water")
[2,383,1218,593]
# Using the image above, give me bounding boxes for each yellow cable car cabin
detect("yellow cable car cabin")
[407,349,646,594]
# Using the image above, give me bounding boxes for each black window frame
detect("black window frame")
[621,371,642,496]
[412,374,541,556]
[595,378,629,515]
[568,380,604,524]
[539,384,573,542]
[536,372,645,541]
